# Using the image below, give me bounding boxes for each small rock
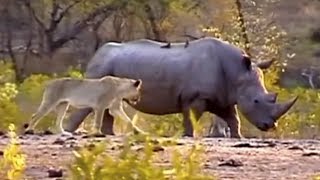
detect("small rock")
[232,142,275,148]
[53,138,65,145]
[24,130,34,135]
[82,133,106,139]
[47,168,63,178]
[86,143,96,151]
[288,146,304,151]
[176,142,185,146]
[0,131,5,136]
[23,123,29,129]
[93,133,106,138]
[152,146,165,152]
[82,135,90,139]
[218,159,243,167]
[302,152,320,157]
[43,130,54,135]
[66,136,77,141]
[232,143,252,148]
[136,145,164,152]
[280,141,293,145]
[262,141,277,147]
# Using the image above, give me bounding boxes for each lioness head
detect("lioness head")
[122,79,142,105]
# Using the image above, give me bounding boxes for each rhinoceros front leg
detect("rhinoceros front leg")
[182,99,206,137]
[65,108,92,133]
[99,109,115,135]
[219,106,242,138]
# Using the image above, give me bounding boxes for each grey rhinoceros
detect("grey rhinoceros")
[64,37,298,138]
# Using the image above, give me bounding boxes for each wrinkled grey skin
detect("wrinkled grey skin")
[64,37,298,138]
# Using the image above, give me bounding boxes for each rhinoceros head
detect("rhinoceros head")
[236,55,298,131]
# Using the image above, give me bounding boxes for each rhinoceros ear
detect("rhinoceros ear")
[256,59,275,69]
[242,55,252,71]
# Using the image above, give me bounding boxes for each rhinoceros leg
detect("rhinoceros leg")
[100,109,115,135]
[219,106,242,138]
[182,99,206,137]
[64,108,92,133]
[207,116,230,138]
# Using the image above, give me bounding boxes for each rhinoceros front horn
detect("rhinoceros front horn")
[272,96,298,120]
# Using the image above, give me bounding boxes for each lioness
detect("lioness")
[25,76,145,136]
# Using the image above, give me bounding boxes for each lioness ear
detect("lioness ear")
[134,79,142,87]
[242,55,252,71]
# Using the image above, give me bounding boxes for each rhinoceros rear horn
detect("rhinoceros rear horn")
[272,96,298,120]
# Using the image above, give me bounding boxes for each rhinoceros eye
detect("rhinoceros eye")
[254,99,259,104]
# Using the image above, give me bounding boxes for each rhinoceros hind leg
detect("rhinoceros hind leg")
[100,109,115,135]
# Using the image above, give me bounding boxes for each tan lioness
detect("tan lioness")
[25,76,145,136]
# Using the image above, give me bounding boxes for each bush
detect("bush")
[0,124,26,179]
[0,77,22,130]
[68,111,214,180]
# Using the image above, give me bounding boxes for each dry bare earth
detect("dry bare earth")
[0,133,319,180]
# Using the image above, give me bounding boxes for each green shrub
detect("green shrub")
[17,74,56,131]
[68,114,214,180]
[66,66,84,79]
[0,124,26,179]
[0,82,22,130]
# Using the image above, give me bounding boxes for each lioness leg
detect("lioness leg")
[109,101,146,134]
[92,108,106,135]
[26,99,58,132]
[55,102,70,134]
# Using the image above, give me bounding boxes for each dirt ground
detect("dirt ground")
[0,133,319,180]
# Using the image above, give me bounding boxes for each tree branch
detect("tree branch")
[51,1,127,51]
[235,0,251,55]
[92,13,109,51]
[144,3,166,41]
[48,0,82,32]
[22,0,46,31]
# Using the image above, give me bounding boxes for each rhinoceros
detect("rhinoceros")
[64,37,298,138]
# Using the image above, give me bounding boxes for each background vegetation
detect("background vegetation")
[0,0,319,139]
[0,0,320,179]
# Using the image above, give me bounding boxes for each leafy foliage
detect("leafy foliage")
[68,110,214,180]
[0,124,26,179]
